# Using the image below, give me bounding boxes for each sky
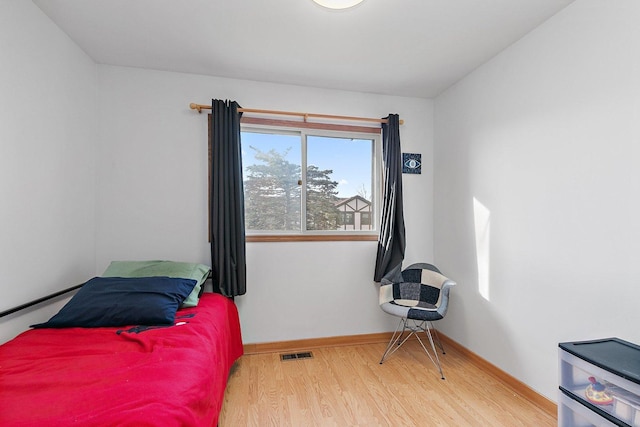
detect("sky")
[241,130,373,199]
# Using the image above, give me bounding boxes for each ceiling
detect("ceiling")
[33,0,575,98]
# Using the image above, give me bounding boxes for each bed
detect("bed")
[0,261,243,427]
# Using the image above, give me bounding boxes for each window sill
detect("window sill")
[246,234,378,243]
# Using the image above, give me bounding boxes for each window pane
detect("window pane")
[241,131,301,231]
[306,135,373,231]
[361,212,371,226]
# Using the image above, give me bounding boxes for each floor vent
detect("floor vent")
[280,351,313,361]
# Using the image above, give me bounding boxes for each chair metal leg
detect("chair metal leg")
[379,318,447,379]
[430,322,446,354]
[380,318,411,364]
[421,322,445,379]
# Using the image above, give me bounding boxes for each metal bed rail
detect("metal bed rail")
[0,283,83,318]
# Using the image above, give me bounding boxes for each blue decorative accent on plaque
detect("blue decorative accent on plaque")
[402,153,422,174]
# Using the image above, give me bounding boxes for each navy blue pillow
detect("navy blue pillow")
[31,276,197,328]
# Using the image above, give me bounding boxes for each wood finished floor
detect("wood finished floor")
[219,340,556,426]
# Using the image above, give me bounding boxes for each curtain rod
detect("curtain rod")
[189,103,404,125]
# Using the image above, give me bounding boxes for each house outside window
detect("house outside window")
[335,195,372,231]
[241,124,380,239]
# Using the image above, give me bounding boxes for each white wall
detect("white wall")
[0,1,97,343]
[96,65,434,344]
[434,0,640,401]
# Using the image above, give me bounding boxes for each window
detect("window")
[241,124,380,239]
[361,212,371,226]
[338,212,355,226]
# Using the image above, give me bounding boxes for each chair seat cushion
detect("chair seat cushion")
[380,301,444,321]
[393,299,436,310]
[407,306,443,321]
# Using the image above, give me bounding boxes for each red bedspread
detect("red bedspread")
[0,293,243,427]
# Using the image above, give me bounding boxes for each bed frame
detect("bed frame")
[0,283,84,319]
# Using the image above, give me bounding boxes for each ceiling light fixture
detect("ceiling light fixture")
[312,0,364,10]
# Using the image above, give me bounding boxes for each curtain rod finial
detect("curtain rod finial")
[189,103,202,113]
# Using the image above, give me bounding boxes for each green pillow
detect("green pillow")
[102,260,211,307]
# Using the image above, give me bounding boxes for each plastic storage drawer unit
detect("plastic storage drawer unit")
[559,338,640,427]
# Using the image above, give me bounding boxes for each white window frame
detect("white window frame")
[241,123,382,239]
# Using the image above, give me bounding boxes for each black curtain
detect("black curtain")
[209,99,246,297]
[374,114,406,283]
